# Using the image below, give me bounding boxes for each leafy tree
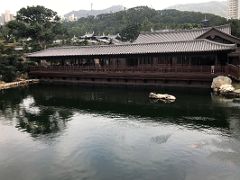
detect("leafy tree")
[120,23,141,42]
[63,6,229,42]
[0,25,13,43]
[7,6,64,50]
[228,19,240,37]
[0,41,35,82]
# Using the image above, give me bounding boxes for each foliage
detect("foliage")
[228,19,240,38]
[1,5,240,83]
[0,42,32,82]
[63,7,229,41]
[6,6,66,50]
[120,23,141,42]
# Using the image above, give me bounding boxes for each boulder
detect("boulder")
[219,84,235,94]
[210,76,240,99]
[232,89,240,98]
[218,87,240,98]
[211,76,232,92]
[149,92,176,102]
[234,89,240,94]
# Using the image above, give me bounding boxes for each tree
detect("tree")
[0,25,13,43]
[228,19,240,38]
[63,7,228,42]
[0,37,36,82]
[120,23,141,42]
[7,6,64,50]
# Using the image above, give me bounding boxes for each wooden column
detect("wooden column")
[214,54,218,65]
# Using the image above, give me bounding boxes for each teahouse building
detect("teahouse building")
[28,24,240,87]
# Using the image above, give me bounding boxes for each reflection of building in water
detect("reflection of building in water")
[229,116,240,136]
[1,85,240,137]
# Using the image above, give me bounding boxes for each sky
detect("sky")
[0,0,223,16]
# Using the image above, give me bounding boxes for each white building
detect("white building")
[1,10,15,24]
[67,14,77,22]
[228,0,239,19]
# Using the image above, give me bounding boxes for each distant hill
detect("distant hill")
[167,1,227,18]
[63,6,230,41]
[64,5,125,19]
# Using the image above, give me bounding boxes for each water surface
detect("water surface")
[0,85,240,180]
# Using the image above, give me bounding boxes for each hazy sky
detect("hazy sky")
[0,0,223,16]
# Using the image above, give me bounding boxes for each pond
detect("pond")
[0,85,240,180]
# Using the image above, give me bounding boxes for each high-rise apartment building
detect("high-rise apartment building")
[228,0,239,19]
[0,10,15,25]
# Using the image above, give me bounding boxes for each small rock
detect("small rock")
[149,92,176,102]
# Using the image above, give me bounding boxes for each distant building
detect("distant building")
[67,14,77,22]
[228,0,239,19]
[1,10,15,24]
[71,32,124,45]
[201,16,209,27]
[0,15,3,25]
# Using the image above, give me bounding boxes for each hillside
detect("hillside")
[63,6,228,41]
[64,5,125,19]
[167,1,227,18]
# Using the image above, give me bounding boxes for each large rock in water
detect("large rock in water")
[219,84,235,93]
[211,76,240,99]
[221,88,240,98]
[211,76,232,92]
[149,92,176,102]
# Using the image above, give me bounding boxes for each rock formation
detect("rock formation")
[149,92,176,103]
[211,76,240,98]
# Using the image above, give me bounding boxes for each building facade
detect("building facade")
[0,10,15,25]
[228,0,239,19]
[28,25,240,87]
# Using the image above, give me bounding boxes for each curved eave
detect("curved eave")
[27,40,237,59]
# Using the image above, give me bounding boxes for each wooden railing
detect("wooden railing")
[30,65,227,74]
[226,64,240,80]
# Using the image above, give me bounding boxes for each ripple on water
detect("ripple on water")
[0,85,240,180]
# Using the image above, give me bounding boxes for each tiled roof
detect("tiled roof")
[134,25,231,44]
[28,39,236,58]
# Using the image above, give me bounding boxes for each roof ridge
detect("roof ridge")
[140,27,209,35]
[139,24,231,35]
[39,39,236,52]
[27,39,236,58]
[202,39,236,47]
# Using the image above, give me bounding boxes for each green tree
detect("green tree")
[0,25,13,43]
[0,41,34,82]
[120,23,141,42]
[228,19,240,37]
[7,6,64,50]
[63,6,229,41]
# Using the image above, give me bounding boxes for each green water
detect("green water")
[0,85,240,180]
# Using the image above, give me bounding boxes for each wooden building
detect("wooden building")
[28,24,240,87]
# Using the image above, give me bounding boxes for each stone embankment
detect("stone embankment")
[211,76,240,98]
[0,79,39,90]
